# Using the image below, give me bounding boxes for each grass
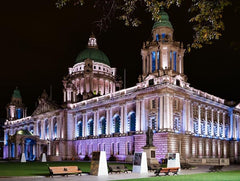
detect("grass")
[115,171,240,181]
[0,161,240,181]
[0,161,132,177]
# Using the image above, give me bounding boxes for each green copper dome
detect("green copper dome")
[75,48,110,66]
[12,87,21,99]
[16,129,33,136]
[152,8,173,29]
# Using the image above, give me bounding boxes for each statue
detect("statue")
[145,126,154,147]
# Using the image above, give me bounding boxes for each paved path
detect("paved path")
[1,165,240,181]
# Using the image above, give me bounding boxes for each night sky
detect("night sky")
[0,0,239,118]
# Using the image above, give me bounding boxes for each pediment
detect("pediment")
[144,74,156,82]
[32,100,59,116]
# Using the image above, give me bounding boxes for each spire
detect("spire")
[87,33,98,48]
[12,87,21,99]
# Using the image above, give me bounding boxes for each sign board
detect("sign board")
[167,153,180,168]
[132,152,148,174]
[90,151,108,176]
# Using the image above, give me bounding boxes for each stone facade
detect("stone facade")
[3,9,240,163]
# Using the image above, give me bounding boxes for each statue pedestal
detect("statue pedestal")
[142,146,159,165]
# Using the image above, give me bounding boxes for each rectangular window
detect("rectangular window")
[173,51,177,71]
[170,51,172,69]
[157,51,160,70]
[151,51,156,72]
[156,34,160,41]
[161,33,166,39]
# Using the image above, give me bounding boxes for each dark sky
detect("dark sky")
[0,0,239,118]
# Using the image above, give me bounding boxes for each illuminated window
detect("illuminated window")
[128,112,136,132]
[170,51,172,69]
[156,34,160,41]
[113,114,120,133]
[152,51,156,72]
[157,51,160,70]
[78,121,83,137]
[201,121,205,135]
[173,51,177,71]
[16,108,22,119]
[88,119,94,136]
[161,33,166,39]
[193,120,198,134]
[99,117,106,135]
[207,122,212,136]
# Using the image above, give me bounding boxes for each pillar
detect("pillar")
[120,105,124,133]
[141,99,146,132]
[136,100,141,132]
[198,105,201,135]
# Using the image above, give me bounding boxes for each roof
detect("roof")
[16,129,33,136]
[75,48,110,66]
[12,87,21,99]
[152,8,173,29]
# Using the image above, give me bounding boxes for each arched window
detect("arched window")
[193,119,198,134]
[77,121,83,137]
[88,119,94,136]
[157,51,160,70]
[45,119,49,139]
[99,117,106,135]
[173,51,177,71]
[54,122,57,138]
[113,114,120,133]
[38,122,41,138]
[16,108,22,119]
[152,51,156,72]
[156,34,160,41]
[128,112,136,132]
[207,122,212,136]
[173,116,181,133]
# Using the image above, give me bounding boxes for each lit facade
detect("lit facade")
[3,9,240,163]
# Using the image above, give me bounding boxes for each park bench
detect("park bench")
[155,167,179,176]
[148,164,161,171]
[48,166,82,177]
[209,165,224,172]
[108,164,129,174]
[181,163,192,169]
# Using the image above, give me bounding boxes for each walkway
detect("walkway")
[0,165,240,181]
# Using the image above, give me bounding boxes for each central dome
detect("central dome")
[152,8,173,29]
[75,48,110,66]
[75,34,110,66]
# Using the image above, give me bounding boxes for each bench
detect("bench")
[48,166,82,177]
[108,165,129,174]
[181,163,192,169]
[148,164,161,171]
[209,165,223,172]
[155,167,179,176]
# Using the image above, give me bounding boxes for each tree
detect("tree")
[55,0,231,51]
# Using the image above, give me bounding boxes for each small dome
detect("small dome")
[75,34,110,66]
[12,87,21,99]
[75,48,110,66]
[152,8,173,29]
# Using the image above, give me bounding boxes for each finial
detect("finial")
[88,33,98,48]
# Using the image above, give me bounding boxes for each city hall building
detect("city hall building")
[3,9,240,163]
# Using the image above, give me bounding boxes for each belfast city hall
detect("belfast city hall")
[3,9,240,164]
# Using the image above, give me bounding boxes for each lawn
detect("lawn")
[0,161,132,177]
[115,171,240,181]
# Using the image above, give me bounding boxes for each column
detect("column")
[41,120,45,140]
[159,96,164,130]
[124,105,128,133]
[217,111,220,137]
[211,109,214,136]
[155,51,158,71]
[109,108,113,134]
[106,108,110,135]
[49,117,53,140]
[120,105,124,133]
[142,55,145,75]
[198,105,201,135]
[164,94,170,129]
[94,111,97,136]
[187,100,191,132]
[136,100,141,132]
[82,113,86,137]
[141,99,146,132]
[157,97,161,131]
[85,114,88,136]
[96,110,99,136]
[222,112,225,138]
[169,96,173,130]
[205,108,208,135]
